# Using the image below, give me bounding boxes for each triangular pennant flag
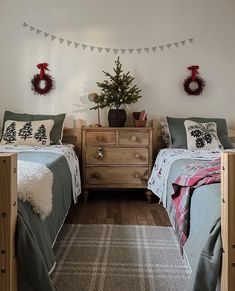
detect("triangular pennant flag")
[30,26,35,31]
[121,49,126,54]
[180,40,186,46]
[82,44,88,50]
[89,46,95,51]
[74,42,79,48]
[174,42,179,48]
[144,48,150,53]
[151,47,157,52]
[23,22,28,27]
[137,48,142,54]
[36,29,42,34]
[188,38,194,44]
[44,32,49,38]
[113,49,119,54]
[159,45,164,51]
[67,40,72,46]
[105,48,111,53]
[166,44,172,49]
[59,38,64,44]
[51,35,56,41]
[128,49,134,54]
[98,47,103,53]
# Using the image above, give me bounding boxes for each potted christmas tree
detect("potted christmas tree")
[90,57,142,127]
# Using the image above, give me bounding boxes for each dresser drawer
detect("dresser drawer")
[86,131,116,145]
[86,147,149,165]
[118,131,149,146]
[85,166,149,186]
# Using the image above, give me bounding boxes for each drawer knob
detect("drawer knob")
[91,172,101,179]
[96,136,104,142]
[131,135,137,141]
[134,153,141,159]
[134,172,141,179]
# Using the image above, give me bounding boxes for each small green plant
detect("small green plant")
[90,57,142,110]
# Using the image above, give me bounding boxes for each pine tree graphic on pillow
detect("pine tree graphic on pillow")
[34,124,47,145]
[3,122,16,144]
[18,122,33,140]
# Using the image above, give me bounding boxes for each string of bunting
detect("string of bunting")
[23,22,194,54]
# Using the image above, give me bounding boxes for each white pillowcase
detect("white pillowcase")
[184,120,223,151]
[1,119,54,146]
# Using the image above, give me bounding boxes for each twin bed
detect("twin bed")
[1,114,235,291]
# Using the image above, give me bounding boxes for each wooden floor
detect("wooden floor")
[65,189,171,226]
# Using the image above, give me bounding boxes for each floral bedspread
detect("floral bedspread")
[147,148,220,207]
[0,144,81,202]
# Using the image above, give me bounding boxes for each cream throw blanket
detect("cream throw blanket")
[18,160,53,220]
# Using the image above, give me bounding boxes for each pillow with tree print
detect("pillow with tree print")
[0,119,54,146]
[184,120,223,151]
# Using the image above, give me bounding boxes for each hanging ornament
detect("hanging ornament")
[31,63,55,95]
[183,65,205,96]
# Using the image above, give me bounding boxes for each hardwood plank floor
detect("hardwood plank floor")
[65,189,171,226]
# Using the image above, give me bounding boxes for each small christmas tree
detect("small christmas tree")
[18,122,33,140]
[90,57,142,110]
[3,122,16,144]
[34,124,47,145]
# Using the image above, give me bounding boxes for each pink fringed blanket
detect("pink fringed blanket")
[172,158,221,251]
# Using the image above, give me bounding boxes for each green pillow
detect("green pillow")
[167,116,233,149]
[3,111,66,144]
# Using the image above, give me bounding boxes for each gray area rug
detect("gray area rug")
[51,224,191,291]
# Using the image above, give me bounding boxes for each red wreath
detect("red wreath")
[183,65,205,96]
[31,63,55,95]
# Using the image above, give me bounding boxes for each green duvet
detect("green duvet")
[16,151,73,291]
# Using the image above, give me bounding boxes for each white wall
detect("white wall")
[1,0,235,127]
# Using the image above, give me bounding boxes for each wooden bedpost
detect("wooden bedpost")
[221,152,235,291]
[0,153,17,291]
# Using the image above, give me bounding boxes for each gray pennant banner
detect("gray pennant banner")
[137,48,142,54]
[30,26,35,31]
[174,42,179,47]
[23,22,28,27]
[159,45,164,51]
[67,40,72,46]
[44,32,49,38]
[90,46,95,51]
[128,49,134,54]
[181,40,186,46]
[82,44,88,49]
[36,29,42,34]
[144,48,149,53]
[59,38,64,44]
[105,48,111,53]
[188,38,194,43]
[51,35,56,41]
[151,47,157,52]
[113,49,119,54]
[74,42,79,48]
[121,49,126,54]
[166,44,172,49]
[98,47,103,52]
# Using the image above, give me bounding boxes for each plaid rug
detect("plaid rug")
[51,224,191,291]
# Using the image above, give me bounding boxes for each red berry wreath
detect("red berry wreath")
[183,65,205,96]
[31,63,55,95]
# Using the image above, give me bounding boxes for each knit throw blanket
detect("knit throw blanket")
[172,158,221,252]
[18,160,53,220]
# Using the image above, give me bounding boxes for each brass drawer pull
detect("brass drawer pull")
[96,135,104,142]
[134,153,141,159]
[91,172,102,179]
[130,135,137,141]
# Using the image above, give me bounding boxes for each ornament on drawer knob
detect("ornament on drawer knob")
[96,146,104,159]
[131,135,137,141]
[134,153,141,159]
[91,172,101,179]
[134,172,141,179]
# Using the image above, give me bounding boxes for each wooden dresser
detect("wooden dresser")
[82,127,153,202]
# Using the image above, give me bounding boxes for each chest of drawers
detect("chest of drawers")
[82,127,153,201]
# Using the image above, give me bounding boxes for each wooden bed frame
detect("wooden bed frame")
[0,127,82,291]
[1,123,235,290]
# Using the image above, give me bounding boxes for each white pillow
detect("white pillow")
[184,120,223,151]
[1,119,54,146]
